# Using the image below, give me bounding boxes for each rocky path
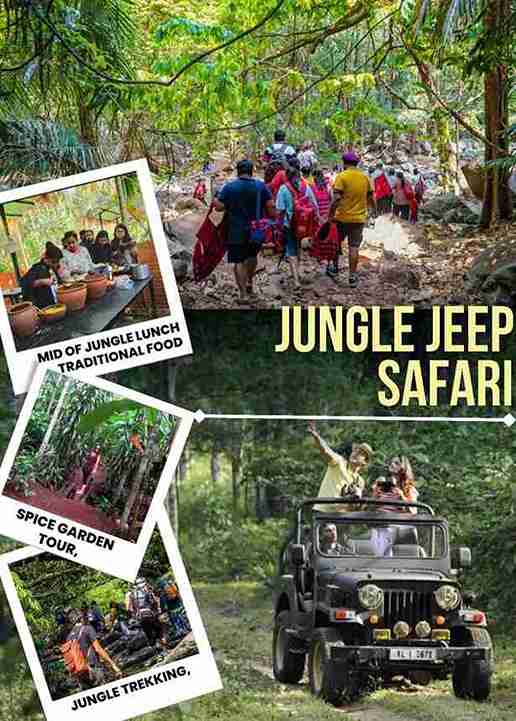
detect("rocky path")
[178,214,473,309]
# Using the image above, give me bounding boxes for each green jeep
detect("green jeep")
[272,497,494,705]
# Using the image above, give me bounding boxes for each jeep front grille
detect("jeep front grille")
[383,589,433,628]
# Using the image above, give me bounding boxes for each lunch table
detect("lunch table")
[14,275,158,351]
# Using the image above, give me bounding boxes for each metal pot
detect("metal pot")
[130,263,150,280]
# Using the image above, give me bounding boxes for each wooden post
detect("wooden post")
[114,177,128,225]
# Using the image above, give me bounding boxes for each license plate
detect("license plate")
[389,647,437,661]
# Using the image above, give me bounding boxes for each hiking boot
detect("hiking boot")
[349,273,358,288]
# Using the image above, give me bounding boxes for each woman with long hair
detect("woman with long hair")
[388,456,418,514]
[112,223,138,265]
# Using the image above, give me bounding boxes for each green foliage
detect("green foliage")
[11,572,52,635]
[76,399,145,434]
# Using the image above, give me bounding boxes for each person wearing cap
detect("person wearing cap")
[213,159,275,303]
[329,152,376,287]
[308,421,372,513]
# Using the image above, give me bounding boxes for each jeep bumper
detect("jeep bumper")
[331,644,487,669]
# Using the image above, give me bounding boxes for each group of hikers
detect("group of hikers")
[196,130,428,302]
[308,422,420,557]
[19,223,138,309]
[55,575,190,691]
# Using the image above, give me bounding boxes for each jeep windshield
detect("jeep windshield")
[315,520,446,559]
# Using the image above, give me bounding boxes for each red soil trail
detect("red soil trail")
[5,480,120,536]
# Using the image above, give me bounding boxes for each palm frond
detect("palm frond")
[0,118,103,187]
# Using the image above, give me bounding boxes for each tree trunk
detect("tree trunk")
[38,379,71,458]
[78,99,98,147]
[210,440,222,483]
[120,425,160,529]
[115,176,128,225]
[229,435,244,519]
[480,0,512,227]
[168,469,179,537]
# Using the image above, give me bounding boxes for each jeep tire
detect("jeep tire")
[308,628,363,706]
[272,611,305,683]
[452,630,493,702]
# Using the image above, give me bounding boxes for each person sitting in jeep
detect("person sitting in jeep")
[319,523,355,555]
[308,421,373,512]
[370,476,406,556]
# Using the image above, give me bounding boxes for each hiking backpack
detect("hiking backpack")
[164,582,179,601]
[285,181,317,241]
[130,585,157,620]
[60,626,90,677]
[311,180,331,220]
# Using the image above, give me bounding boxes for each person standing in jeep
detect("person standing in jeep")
[61,608,121,690]
[213,159,275,304]
[308,421,373,512]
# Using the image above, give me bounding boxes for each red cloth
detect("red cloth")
[193,207,227,281]
[374,173,392,200]
[310,222,340,261]
[285,181,318,240]
[268,169,287,198]
[311,181,331,220]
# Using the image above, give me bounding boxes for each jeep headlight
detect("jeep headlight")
[358,584,383,610]
[434,585,461,611]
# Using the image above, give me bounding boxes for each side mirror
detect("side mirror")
[452,546,472,569]
[288,544,306,566]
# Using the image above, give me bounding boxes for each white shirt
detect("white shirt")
[62,246,95,278]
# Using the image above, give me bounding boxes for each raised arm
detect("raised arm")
[308,421,337,464]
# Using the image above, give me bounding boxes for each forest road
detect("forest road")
[193,582,515,721]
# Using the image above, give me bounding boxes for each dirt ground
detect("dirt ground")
[178,213,484,309]
[5,480,120,535]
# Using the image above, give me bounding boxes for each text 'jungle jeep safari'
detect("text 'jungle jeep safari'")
[272,497,494,705]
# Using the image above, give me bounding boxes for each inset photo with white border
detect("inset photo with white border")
[0,509,222,721]
[0,159,192,395]
[0,366,193,580]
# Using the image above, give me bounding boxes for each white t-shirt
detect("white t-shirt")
[62,246,95,278]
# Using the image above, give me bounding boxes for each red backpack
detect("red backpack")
[60,626,90,677]
[374,173,392,200]
[285,181,317,240]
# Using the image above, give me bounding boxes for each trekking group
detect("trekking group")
[55,576,190,691]
[198,130,427,302]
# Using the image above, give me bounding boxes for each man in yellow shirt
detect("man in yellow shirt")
[329,152,376,287]
[308,421,373,512]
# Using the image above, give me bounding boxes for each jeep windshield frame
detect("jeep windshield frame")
[296,497,452,574]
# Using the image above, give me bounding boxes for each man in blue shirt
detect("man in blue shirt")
[214,159,275,304]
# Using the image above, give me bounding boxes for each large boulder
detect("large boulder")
[420,193,481,225]
[465,239,516,304]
